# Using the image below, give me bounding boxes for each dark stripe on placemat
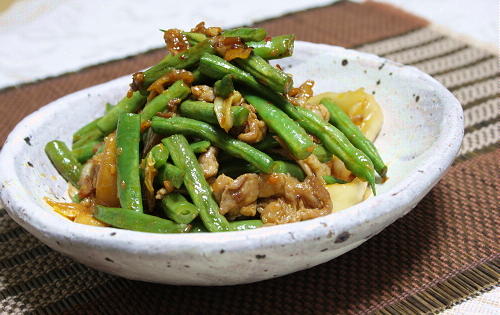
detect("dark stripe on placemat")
[464,117,500,135]
[378,35,447,57]
[0,227,26,243]
[463,93,500,110]
[448,73,500,92]
[0,245,52,270]
[351,27,429,50]
[0,263,82,300]
[430,55,497,76]
[37,279,132,315]
[407,45,469,65]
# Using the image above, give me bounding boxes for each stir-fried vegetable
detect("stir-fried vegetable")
[95,134,120,207]
[152,116,275,173]
[45,22,387,234]
[95,206,189,233]
[45,140,82,187]
[161,193,199,224]
[140,80,190,122]
[96,91,146,137]
[116,113,143,212]
[243,92,315,160]
[321,98,387,177]
[163,134,231,232]
[180,100,249,127]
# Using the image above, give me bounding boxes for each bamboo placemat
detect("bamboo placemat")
[0,1,498,314]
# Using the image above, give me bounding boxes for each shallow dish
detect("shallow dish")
[0,41,463,285]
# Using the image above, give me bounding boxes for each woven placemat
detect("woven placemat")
[0,1,498,314]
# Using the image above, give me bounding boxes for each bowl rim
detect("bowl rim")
[0,41,464,254]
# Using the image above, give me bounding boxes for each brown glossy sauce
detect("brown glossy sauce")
[147,69,194,100]
[213,36,252,61]
[163,29,190,55]
[191,21,222,37]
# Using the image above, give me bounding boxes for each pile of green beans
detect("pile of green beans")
[320,98,387,177]
[163,134,231,232]
[152,116,275,173]
[44,24,387,235]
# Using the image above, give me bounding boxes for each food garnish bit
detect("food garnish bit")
[44,22,387,234]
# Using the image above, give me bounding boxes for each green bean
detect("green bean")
[198,53,289,107]
[72,127,103,149]
[322,175,347,185]
[243,92,314,160]
[219,162,253,178]
[229,220,263,231]
[191,67,211,84]
[182,32,207,45]
[271,161,305,181]
[312,144,332,163]
[161,193,199,224]
[96,91,146,136]
[221,103,249,127]
[72,117,101,144]
[94,206,189,233]
[184,32,292,60]
[116,113,143,212]
[247,35,295,59]
[72,140,102,163]
[163,134,230,232]
[105,102,115,113]
[190,219,263,232]
[189,219,208,233]
[222,27,267,42]
[199,53,262,88]
[45,140,82,187]
[321,98,387,177]
[235,54,293,93]
[140,80,190,122]
[156,163,185,189]
[254,134,330,163]
[218,159,304,181]
[254,134,280,151]
[142,39,215,89]
[71,193,82,203]
[146,143,169,169]
[294,107,376,193]
[152,116,274,173]
[179,100,249,127]
[190,140,211,154]
[214,74,234,98]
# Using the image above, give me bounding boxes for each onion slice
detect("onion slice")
[214,91,242,132]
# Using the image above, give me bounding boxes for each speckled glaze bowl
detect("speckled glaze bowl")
[0,41,463,285]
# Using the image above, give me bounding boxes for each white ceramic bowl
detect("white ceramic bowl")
[0,41,463,285]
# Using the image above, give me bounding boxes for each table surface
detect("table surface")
[378,1,499,313]
[379,0,498,47]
